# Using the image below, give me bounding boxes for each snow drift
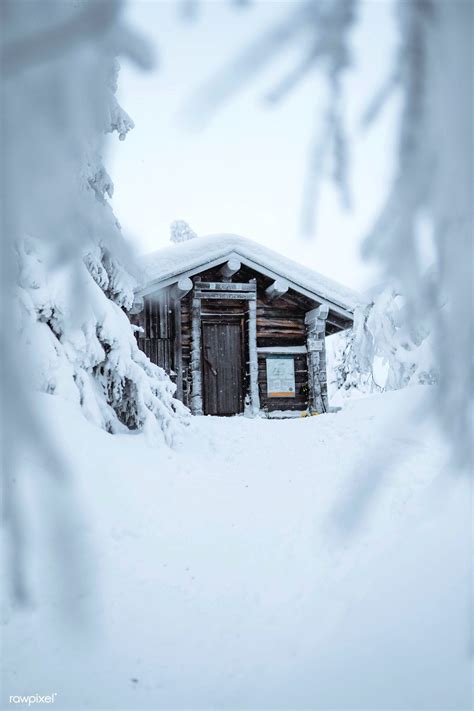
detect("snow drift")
[3,386,471,709]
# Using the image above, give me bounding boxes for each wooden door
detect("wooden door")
[202,321,244,416]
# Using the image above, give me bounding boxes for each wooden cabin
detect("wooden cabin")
[131,234,357,417]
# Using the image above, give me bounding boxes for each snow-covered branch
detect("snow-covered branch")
[1,0,185,605]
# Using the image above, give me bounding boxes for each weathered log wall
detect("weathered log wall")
[133,291,175,375]
[133,261,351,414]
[178,265,312,413]
[258,353,309,412]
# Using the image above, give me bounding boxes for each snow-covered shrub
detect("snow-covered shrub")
[19,238,187,442]
[170,219,198,243]
[329,329,372,398]
[330,287,438,399]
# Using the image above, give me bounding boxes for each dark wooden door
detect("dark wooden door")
[202,321,244,416]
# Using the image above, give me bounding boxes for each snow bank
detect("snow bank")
[2,386,471,709]
[18,237,188,443]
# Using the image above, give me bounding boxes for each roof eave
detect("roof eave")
[138,249,354,321]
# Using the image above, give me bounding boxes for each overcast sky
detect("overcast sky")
[108,0,399,292]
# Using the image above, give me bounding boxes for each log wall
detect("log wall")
[133,262,351,414]
[133,291,175,376]
[178,265,312,413]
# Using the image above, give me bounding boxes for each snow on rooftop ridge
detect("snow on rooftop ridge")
[141,233,361,312]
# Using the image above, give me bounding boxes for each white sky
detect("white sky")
[108,0,400,292]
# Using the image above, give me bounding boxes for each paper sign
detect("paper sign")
[266,357,295,398]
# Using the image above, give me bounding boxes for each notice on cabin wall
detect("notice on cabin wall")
[266,356,295,398]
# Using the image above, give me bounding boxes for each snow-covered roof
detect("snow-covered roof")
[140,234,360,317]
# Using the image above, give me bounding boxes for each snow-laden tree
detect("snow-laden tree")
[170,219,198,244]
[362,1,472,469]
[186,0,473,469]
[331,287,438,398]
[6,15,188,442]
[1,1,188,603]
[18,234,188,440]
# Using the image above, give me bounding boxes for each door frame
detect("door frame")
[201,315,245,416]
[190,280,259,416]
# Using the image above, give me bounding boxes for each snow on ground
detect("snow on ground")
[2,387,472,710]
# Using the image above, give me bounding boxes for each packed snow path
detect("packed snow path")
[3,388,472,710]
